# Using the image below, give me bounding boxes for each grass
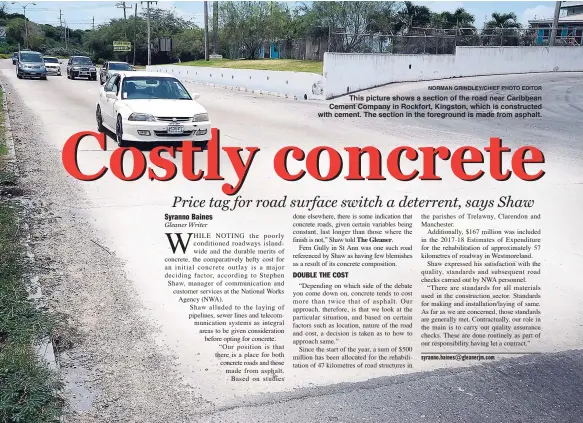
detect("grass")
[176,58,323,74]
[0,88,66,423]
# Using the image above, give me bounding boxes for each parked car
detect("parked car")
[42,56,61,76]
[99,61,134,85]
[67,56,97,80]
[12,52,18,65]
[95,71,210,148]
[16,51,47,80]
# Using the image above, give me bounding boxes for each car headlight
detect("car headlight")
[90,67,96,71]
[128,113,156,122]
[73,66,80,70]
[193,113,209,122]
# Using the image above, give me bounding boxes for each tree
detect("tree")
[298,1,386,53]
[173,27,205,61]
[220,1,290,59]
[7,18,45,49]
[433,8,475,30]
[486,12,522,29]
[396,1,432,33]
[484,12,522,46]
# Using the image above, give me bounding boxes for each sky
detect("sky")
[3,1,561,30]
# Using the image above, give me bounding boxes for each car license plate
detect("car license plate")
[167,124,183,134]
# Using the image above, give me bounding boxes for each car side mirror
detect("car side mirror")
[192,93,200,100]
[105,91,117,99]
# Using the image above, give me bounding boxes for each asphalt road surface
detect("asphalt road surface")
[1,60,582,423]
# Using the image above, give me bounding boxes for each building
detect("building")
[529,1,583,45]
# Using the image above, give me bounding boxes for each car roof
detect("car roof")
[43,56,57,59]
[71,56,91,59]
[119,71,176,78]
[20,51,41,54]
[108,61,129,64]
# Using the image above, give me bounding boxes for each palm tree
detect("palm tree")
[433,8,475,30]
[484,12,522,46]
[486,12,522,29]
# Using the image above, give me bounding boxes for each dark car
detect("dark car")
[16,51,48,80]
[12,52,18,65]
[67,56,97,80]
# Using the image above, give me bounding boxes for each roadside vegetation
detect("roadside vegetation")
[178,58,323,74]
[0,2,524,69]
[0,88,66,423]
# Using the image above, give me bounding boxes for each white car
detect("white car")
[95,71,211,147]
[42,56,61,75]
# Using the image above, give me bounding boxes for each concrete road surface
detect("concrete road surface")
[1,59,582,422]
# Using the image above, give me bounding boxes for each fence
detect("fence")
[328,27,583,55]
[223,38,329,61]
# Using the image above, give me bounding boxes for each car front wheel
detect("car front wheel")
[116,115,128,147]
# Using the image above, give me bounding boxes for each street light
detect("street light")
[12,2,36,49]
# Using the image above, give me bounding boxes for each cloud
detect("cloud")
[521,5,555,24]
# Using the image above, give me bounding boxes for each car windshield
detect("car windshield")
[72,57,92,65]
[121,77,192,100]
[109,63,132,71]
[43,57,58,63]
[20,53,43,63]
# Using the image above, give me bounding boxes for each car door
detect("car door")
[101,75,116,127]
[103,75,121,128]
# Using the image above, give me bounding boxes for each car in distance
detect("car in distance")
[42,56,61,76]
[12,52,18,65]
[16,51,47,80]
[99,61,134,85]
[67,56,97,80]
[96,71,211,148]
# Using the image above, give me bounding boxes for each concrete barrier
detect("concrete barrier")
[323,46,583,99]
[146,64,325,100]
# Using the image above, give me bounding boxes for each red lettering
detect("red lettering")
[512,146,545,181]
[62,131,107,181]
[204,128,223,180]
[273,146,305,181]
[344,147,385,181]
[419,146,451,180]
[387,146,419,181]
[485,137,511,181]
[451,146,485,181]
[306,147,342,181]
[149,146,178,181]
[109,147,147,181]
[222,146,260,195]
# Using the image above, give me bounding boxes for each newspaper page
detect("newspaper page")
[0,1,582,422]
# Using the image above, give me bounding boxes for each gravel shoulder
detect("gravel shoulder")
[0,75,215,423]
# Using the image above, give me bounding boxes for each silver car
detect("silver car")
[99,61,134,85]
[42,56,62,75]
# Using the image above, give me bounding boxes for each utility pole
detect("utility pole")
[64,20,68,49]
[141,1,157,66]
[11,2,36,49]
[59,9,64,45]
[92,17,95,30]
[117,1,132,62]
[116,1,132,38]
[133,3,137,65]
[549,1,562,46]
[204,1,209,60]
[213,1,218,54]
